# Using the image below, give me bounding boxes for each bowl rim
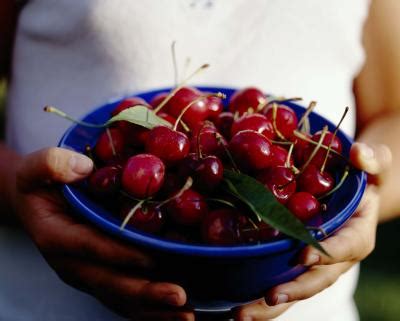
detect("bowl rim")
[59,86,367,258]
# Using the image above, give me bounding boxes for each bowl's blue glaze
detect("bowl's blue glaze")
[59,87,366,311]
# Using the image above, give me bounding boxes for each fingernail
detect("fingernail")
[69,154,93,174]
[163,293,180,306]
[303,253,320,266]
[358,143,374,160]
[275,293,289,304]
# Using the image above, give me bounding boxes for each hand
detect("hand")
[233,142,392,321]
[14,147,194,320]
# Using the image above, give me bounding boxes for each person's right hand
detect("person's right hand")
[13,147,194,321]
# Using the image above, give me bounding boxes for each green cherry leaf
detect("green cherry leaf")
[223,169,328,255]
[106,105,172,129]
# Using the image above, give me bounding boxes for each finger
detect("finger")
[350,142,392,184]
[50,257,187,308]
[234,299,294,321]
[265,261,353,305]
[131,308,194,321]
[16,147,93,192]
[299,186,379,266]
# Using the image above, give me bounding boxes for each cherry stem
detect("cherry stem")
[157,176,193,208]
[299,125,328,174]
[297,101,316,129]
[266,97,302,107]
[120,200,145,230]
[205,198,236,208]
[171,41,178,87]
[270,140,293,145]
[196,121,213,159]
[272,102,286,140]
[183,57,191,81]
[256,98,268,112]
[154,63,210,114]
[320,107,349,173]
[44,106,105,128]
[216,132,240,172]
[318,166,350,200]
[105,128,116,156]
[286,143,294,168]
[173,92,225,131]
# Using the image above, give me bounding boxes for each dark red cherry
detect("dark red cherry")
[231,114,274,140]
[229,87,266,116]
[201,209,241,245]
[238,216,280,243]
[177,153,200,178]
[167,189,208,226]
[286,192,320,221]
[229,130,272,172]
[190,126,227,158]
[264,104,298,139]
[94,128,126,163]
[293,134,311,166]
[214,112,234,140]
[120,203,164,234]
[156,172,183,198]
[145,126,190,165]
[297,164,334,197]
[121,154,165,198]
[270,145,293,167]
[157,112,176,126]
[206,95,224,121]
[302,131,343,169]
[166,87,209,128]
[257,166,296,204]
[150,92,169,108]
[111,97,149,117]
[193,156,224,191]
[88,165,121,196]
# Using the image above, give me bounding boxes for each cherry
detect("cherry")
[286,192,321,221]
[166,87,209,128]
[206,95,224,121]
[121,154,165,198]
[120,203,164,233]
[94,127,126,163]
[190,125,227,158]
[214,112,234,140]
[167,188,208,226]
[145,126,190,165]
[293,134,311,166]
[87,165,121,196]
[193,155,224,191]
[229,87,266,115]
[270,144,293,167]
[201,209,240,245]
[156,172,183,198]
[177,153,200,178]
[297,164,334,197]
[257,166,296,204]
[150,92,169,108]
[238,216,280,243]
[111,97,149,117]
[303,130,343,169]
[156,112,176,126]
[228,130,272,172]
[264,104,298,139]
[231,113,274,140]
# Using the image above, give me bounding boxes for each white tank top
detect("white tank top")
[4,0,369,320]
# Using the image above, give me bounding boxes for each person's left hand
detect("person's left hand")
[233,142,392,321]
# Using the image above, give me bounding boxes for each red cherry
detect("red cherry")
[302,131,343,169]
[167,189,208,226]
[297,164,334,197]
[121,154,165,198]
[87,165,121,196]
[111,97,149,117]
[201,209,241,245]
[120,203,164,234]
[206,95,224,121]
[166,87,209,128]
[286,192,321,221]
[145,126,190,165]
[293,134,311,166]
[264,104,298,139]
[231,114,274,140]
[156,112,176,126]
[229,130,272,172]
[156,172,183,198]
[190,126,227,158]
[229,87,266,116]
[214,112,234,140]
[193,155,224,191]
[150,92,169,108]
[94,128,126,163]
[257,166,296,204]
[238,216,280,243]
[270,145,293,167]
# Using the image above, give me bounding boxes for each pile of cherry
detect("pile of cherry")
[86,87,344,246]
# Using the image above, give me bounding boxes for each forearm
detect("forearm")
[0,142,21,224]
[356,111,400,221]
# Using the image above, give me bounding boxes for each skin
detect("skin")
[0,0,399,320]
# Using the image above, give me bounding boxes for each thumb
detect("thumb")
[17,147,93,192]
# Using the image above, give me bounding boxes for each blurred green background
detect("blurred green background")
[0,79,399,320]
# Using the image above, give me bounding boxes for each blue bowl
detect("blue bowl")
[59,87,367,312]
